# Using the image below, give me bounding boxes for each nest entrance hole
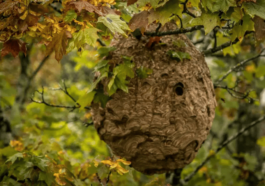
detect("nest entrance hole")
[175,83,184,96]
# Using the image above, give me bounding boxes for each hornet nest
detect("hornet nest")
[91,23,217,175]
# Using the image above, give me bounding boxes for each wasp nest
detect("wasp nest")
[91,23,217,175]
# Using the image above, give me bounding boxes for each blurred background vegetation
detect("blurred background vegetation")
[1,0,265,186]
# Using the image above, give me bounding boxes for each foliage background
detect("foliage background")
[1,0,265,185]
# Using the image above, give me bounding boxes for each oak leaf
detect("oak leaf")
[1,39,27,57]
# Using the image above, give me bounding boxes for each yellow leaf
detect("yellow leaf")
[94,160,99,167]
[20,10,28,20]
[209,150,215,156]
[245,64,256,73]
[215,182,222,186]
[116,165,129,175]
[198,166,207,174]
[101,160,114,166]
[117,159,131,165]
[10,140,24,151]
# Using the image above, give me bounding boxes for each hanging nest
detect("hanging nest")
[91,22,217,175]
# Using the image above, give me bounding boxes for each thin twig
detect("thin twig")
[213,27,218,49]
[29,55,50,82]
[97,39,106,46]
[106,171,112,186]
[181,0,196,18]
[183,115,265,183]
[144,25,203,37]
[216,51,265,83]
[31,87,82,110]
[203,31,254,55]
[177,15,183,29]
[21,55,50,104]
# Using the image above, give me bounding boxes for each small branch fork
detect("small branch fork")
[181,0,196,18]
[181,115,265,184]
[213,50,265,100]
[214,84,252,100]
[203,31,254,55]
[216,50,265,83]
[31,83,90,111]
[145,25,204,37]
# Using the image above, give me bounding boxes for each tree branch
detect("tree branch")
[181,0,196,18]
[215,51,265,83]
[144,25,203,37]
[182,115,265,183]
[203,31,254,55]
[31,86,90,110]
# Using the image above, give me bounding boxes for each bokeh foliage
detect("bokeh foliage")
[1,0,265,186]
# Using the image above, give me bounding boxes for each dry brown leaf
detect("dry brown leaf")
[0,0,19,14]
[96,5,120,16]
[127,0,138,6]
[254,16,265,41]
[1,39,27,57]
[145,36,161,48]
[66,1,103,16]
[128,11,149,33]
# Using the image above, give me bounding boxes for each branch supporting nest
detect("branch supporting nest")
[145,25,204,37]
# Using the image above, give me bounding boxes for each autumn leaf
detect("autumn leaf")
[96,5,120,16]
[101,159,131,175]
[66,1,103,16]
[127,0,138,6]
[0,0,19,14]
[253,16,265,41]
[1,39,27,57]
[129,11,149,33]
[45,30,71,62]
[145,36,161,48]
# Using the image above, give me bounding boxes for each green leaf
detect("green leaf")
[167,50,191,61]
[98,47,116,58]
[188,0,200,8]
[136,66,153,79]
[191,13,220,34]
[136,0,163,8]
[64,10,77,23]
[201,0,236,13]
[243,0,265,19]
[98,14,130,36]
[73,28,99,48]
[6,153,23,164]
[255,65,265,78]
[231,15,254,41]
[93,89,110,108]
[257,136,265,147]
[39,172,54,186]
[107,60,135,95]
[77,91,96,108]
[31,156,48,171]
[148,0,181,25]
